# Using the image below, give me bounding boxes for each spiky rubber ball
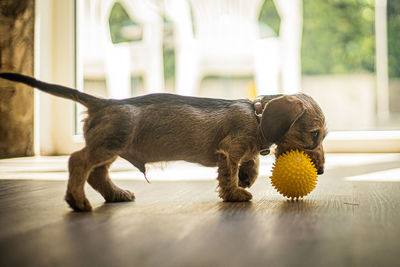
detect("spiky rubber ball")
[270,150,318,199]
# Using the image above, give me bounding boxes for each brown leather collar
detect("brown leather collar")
[253,98,263,122]
[253,98,263,115]
[253,98,270,156]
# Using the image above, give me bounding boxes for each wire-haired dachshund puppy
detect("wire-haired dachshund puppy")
[0,73,327,211]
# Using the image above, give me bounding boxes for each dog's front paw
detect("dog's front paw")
[105,189,135,202]
[238,169,257,189]
[238,175,252,188]
[220,187,253,202]
[65,192,92,212]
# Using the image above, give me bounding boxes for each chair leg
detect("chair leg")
[176,46,200,96]
[145,46,165,93]
[254,38,280,95]
[105,43,131,99]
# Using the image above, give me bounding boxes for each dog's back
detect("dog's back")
[107,94,259,168]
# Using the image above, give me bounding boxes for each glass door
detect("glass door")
[74,0,400,152]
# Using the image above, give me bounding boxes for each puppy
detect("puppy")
[0,73,327,211]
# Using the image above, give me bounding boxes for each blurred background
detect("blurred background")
[76,0,400,132]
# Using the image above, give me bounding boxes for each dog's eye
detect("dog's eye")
[311,130,319,140]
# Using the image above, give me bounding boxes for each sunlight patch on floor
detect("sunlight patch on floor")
[344,168,400,182]
[0,156,274,181]
[1,154,399,181]
[326,153,400,170]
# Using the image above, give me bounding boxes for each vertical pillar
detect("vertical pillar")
[0,0,35,158]
[375,0,390,120]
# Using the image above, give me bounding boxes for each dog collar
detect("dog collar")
[253,98,270,156]
[253,98,263,119]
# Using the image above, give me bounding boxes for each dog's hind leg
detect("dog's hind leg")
[65,147,118,211]
[87,162,135,202]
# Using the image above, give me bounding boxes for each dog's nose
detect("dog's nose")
[317,167,324,175]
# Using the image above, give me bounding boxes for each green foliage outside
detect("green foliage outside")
[388,0,400,78]
[108,2,129,43]
[260,0,399,77]
[301,0,375,75]
[108,2,141,43]
[109,0,400,79]
[258,0,280,36]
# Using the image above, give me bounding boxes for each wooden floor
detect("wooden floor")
[1,154,400,267]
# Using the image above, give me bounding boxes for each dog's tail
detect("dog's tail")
[0,72,104,107]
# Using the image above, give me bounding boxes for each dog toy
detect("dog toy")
[270,150,318,199]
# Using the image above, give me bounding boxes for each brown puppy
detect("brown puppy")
[0,73,327,211]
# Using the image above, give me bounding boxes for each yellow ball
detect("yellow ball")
[270,150,318,199]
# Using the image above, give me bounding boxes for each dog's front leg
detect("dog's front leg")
[216,138,253,202]
[238,157,259,188]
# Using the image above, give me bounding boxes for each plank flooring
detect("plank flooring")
[1,154,400,267]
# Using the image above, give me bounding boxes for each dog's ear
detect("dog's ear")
[260,95,305,143]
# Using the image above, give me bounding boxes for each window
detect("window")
[38,0,400,154]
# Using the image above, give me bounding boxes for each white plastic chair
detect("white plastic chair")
[165,0,302,96]
[78,0,164,99]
